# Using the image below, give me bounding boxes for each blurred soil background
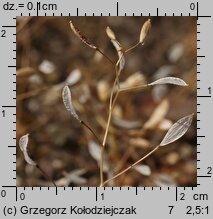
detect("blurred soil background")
[16,17,196,187]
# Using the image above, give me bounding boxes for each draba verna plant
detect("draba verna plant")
[19,19,194,187]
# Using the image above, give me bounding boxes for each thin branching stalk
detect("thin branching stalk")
[100,91,120,187]
[125,42,140,53]
[100,55,123,186]
[102,82,148,152]
[102,112,193,186]
[36,164,57,187]
[96,48,114,65]
[80,120,105,185]
[100,49,146,186]
[69,21,114,66]
[66,19,192,188]
[103,146,160,186]
[18,19,192,187]
[119,84,150,92]
[114,55,123,89]
[100,145,104,186]
[81,121,103,146]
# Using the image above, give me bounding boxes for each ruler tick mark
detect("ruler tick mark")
[15,187,18,201]
[175,187,178,201]
[95,187,98,201]
[198,16,211,18]
[197,175,211,178]
[196,2,199,20]
[2,106,16,108]
[2,25,16,28]
[197,95,211,98]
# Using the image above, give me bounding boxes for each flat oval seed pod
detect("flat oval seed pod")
[62,85,80,122]
[19,134,36,166]
[148,77,188,86]
[69,21,97,49]
[139,19,151,44]
[160,114,193,146]
[19,133,29,151]
[106,26,116,40]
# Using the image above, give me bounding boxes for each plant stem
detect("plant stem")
[100,90,119,187]
[96,48,114,65]
[100,81,149,186]
[100,57,122,186]
[102,146,160,186]
[81,120,105,186]
[99,146,104,187]
[119,84,149,93]
[125,42,140,53]
[36,164,57,187]
[81,121,102,146]
[102,88,120,147]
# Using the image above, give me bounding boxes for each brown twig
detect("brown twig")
[125,42,140,53]
[119,84,149,92]
[80,120,105,185]
[36,164,57,187]
[96,48,114,65]
[103,146,159,186]
[81,121,102,146]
